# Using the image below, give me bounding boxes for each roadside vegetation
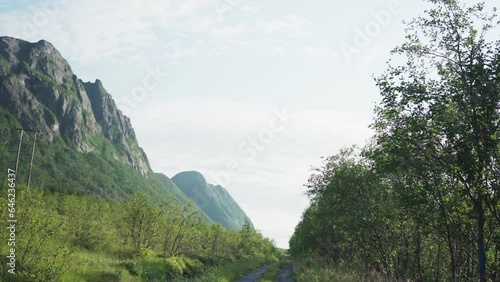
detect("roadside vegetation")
[174,256,276,282]
[290,1,500,281]
[0,187,278,281]
[292,257,386,282]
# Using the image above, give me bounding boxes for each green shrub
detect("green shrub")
[120,256,205,280]
[180,257,204,277]
[164,257,184,277]
[141,258,170,280]
[120,260,143,277]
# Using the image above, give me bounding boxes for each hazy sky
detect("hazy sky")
[1,0,497,248]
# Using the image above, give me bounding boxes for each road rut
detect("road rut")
[235,264,275,282]
[275,264,294,282]
[235,263,295,282]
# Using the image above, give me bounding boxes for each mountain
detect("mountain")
[155,172,213,223]
[0,36,253,232]
[0,36,180,201]
[0,37,148,174]
[172,171,254,230]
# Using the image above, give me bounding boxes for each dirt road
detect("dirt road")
[235,263,295,282]
[235,264,275,282]
[275,264,294,282]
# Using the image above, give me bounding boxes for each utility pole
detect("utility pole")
[14,129,23,174]
[27,130,39,189]
[13,128,40,188]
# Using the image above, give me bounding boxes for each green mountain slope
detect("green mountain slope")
[172,171,254,230]
[0,37,180,203]
[0,36,169,199]
[0,36,253,230]
[155,172,214,223]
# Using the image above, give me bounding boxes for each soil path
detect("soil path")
[275,264,294,282]
[235,264,275,282]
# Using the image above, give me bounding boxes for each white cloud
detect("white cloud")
[240,5,260,15]
[256,14,312,34]
[209,13,313,38]
[0,1,319,62]
[0,0,211,62]
[233,38,288,56]
[163,48,199,60]
[296,46,338,58]
[210,23,249,37]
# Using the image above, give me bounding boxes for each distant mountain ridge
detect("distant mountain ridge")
[172,171,254,230]
[0,36,253,230]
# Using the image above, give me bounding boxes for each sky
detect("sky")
[0,0,497,249]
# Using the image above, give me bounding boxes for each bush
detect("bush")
[181,257,204,277]
[164,257,184,277]
[120,260,143,276]
[120,256,204,280]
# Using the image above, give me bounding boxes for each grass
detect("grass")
[61,251,278,282]
[293,257,387,282]
[257,260,287,282]
[61,250,207,282]
[174,256,277,282]
[60,250,139,282]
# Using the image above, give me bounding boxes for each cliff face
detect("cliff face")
[0,36,149,176]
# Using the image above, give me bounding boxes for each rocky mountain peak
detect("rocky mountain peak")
[0,36,150,176]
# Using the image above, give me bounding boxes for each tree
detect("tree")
[373,1,500,280]
[119,193,165,256]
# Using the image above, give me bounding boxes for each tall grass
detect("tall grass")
[293,257,387,282]
[60,250,139,282]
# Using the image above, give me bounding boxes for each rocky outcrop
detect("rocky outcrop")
[0,36,150,176]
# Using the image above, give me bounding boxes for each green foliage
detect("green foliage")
[119,256,203,280]
[60,251,137,282]
[293,257,387,282]
[174,256,277,282]
[290,1,500,281]
[0,34,274,282]
[0,127,200,210]
[123,257,203,281]
[257,261,286,282]
[0,186,276,281]
[0,188,72,282]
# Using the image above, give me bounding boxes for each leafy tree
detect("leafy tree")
[373,1,500,280]
[118,193,165,256]
[0,188,72,281]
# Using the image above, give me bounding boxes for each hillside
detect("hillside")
[172,171,254,230]
[0,36,166,198]
[0,36,251,230]
[0,36,276,282]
